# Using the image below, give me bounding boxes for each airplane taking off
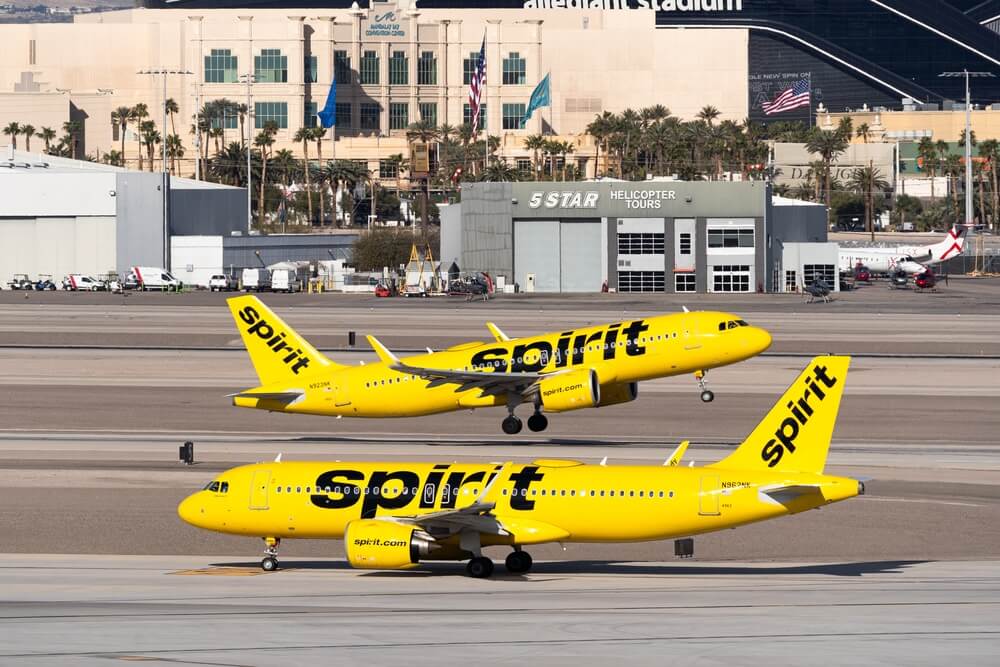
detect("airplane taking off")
[838,225,967,275]
[225,296,771,434]
[180,356,858,577]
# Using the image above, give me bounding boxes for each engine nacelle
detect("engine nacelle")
[597,381,638,407]
[538,368,599,413]
[344,519,432,570]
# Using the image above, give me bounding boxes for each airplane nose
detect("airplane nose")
[750,327,772,354]
[177,494,204,527]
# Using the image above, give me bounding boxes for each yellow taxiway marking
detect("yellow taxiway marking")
[169,567,267,576]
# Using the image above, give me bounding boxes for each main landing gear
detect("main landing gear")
[505,549,533,574]
[695,370,714,403]
[501,395,548,434]
[260,536,280,571]
[465,550,534,578]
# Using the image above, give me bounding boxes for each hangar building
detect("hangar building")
[441,181,831,294]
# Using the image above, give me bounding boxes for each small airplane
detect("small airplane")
[225,296,772,434]
[838,225,967,275]
[179,356,860,577]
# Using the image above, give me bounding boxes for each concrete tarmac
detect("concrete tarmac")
[2,555,998,665]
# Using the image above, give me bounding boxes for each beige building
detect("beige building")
[0,0,749,179]
[821,107,1000,146]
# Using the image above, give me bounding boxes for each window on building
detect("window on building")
[502,103,526,130]
[785,270,797,292]
[679,232,692,255]
[255,48,288,83]
[502,52,527,85]
[254,102,288,129]
[711,265,751,293]
[336,102,352,129]
[360,102,381,131]
[205,49,238,83]
[618,271,665,293]
[379,158,399,179]
[707,228,755,248]
[304,102,318,128]
[389,50,408,85]
[360,50,380,85]
[389,102,409,130]
[675,274,696,292]
[463,103,487,131]
[803,264,836,288]
[209,103,238,130]
[516,158,532,173]
[334,50,351,83]
[305,55,318,83]
[618,233,665,255]
[419,102,437,126]
[463,51,480,85]
[418,51,437,85]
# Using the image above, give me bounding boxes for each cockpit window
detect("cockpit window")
[735,319,749,327]
[203,481,229,493]
[720,319,750,331]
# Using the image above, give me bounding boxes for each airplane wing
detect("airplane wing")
[391,362,554,398]
[394,464,510,535]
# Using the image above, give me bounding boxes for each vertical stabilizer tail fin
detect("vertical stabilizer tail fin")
[711,356,850,474]
[227,295,337,385]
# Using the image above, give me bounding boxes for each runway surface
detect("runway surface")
[1,293,998,664]
[2,556,997,665]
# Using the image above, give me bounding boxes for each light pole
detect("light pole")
[239,72,256,233]
[137,68,192,269]
[938,71,995,228]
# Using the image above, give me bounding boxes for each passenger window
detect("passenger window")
[296,486,301,493]
[276,486,281,493]
[305,487,311,493]
[502,488,508,496]
[609,490,615,497]
[286,486,291,493]
[669,491,675,498]
[639,491,644,497]
[629,490,635,497]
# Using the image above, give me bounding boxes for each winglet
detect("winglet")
[367,335,400,364]
[664,440,689,466]
[599,456,608,466]
[486,322,510,342]
[274,452,282,463]
[682,305,689,313]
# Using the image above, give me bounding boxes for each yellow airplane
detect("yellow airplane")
[225,295,771,434]
[179,356,861,577]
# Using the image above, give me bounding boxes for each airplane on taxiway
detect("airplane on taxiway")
[179,356,859,577]
[838,224,967,275]
[225,295,771,434]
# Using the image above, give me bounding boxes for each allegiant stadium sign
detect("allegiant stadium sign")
[522,0,743,10]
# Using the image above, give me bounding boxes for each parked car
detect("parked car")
[129,267,182,291]
[270,268,301,293]
[208,274,234,292]
[8,274,34,290]
[63,274,105,291]
[241,268,270,292]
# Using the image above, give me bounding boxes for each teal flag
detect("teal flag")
[520,73,551,128]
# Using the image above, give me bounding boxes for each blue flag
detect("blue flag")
[520,73,550,128]
[318,76,336,128]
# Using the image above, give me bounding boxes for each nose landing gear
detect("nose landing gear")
[695,370,714,402]
[260,536,281,571]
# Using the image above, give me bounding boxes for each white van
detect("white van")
[241,268,270,292]
[63,274,105,291]
[130,266,182,291]
[270,268,301,293]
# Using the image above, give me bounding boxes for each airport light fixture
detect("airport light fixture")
[938,71,996,229]
[239,73,257,233]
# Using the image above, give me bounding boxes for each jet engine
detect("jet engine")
[596,381,638,408]
[344,519,434,570]
[538,368,600,412]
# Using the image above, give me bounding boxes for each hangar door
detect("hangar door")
[514,220,601,293]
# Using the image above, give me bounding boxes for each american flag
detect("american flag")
[762,78,811,115]
[468,36,486,134]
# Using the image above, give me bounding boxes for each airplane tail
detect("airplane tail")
[711,356,850,474]
[227,295,338,385]
[930,225,968,262]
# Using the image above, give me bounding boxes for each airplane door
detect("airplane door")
[334,381,351,407]
[249,470,271,510]
[699,475,721,516]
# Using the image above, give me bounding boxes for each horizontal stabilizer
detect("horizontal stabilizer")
[758,484,822,505]
[229,390,304,404]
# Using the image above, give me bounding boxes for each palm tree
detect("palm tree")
[131,103,149,170]
[165,134,184,175]
[311,126,327,224]
[482,158,520,182]
[917,137,940,199]
[696,105,721,127]
[557,140,575,181]
[523,134,546,181]
[585,112,614,179]
[19,124,35,152]
[941,154,963,210]
[3,122,21,150]
[847,163,890,241]
[805,128,849,224]
[61,121,81,159]
[405,119,441,145]
[293,127,315,224]
[978,139,999,230]
[102,149,124,166]
[112,106,133,165]
[438,123,456,144]
[855,123,871,143]
[254,122,278,229]
[139,121,160,171]
[325,159,366,226]
[209,142,251,186]
[165,98,179,140]
[38,127,56,154]
[236,103,249,147]
[836,116,853,142]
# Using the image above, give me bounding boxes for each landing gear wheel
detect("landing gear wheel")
[501,415,523,435]
[261,556,278,571]
[527,413,548,432]
[700,390,715,403]
[466,556,495,578]
[505,550,533,574]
